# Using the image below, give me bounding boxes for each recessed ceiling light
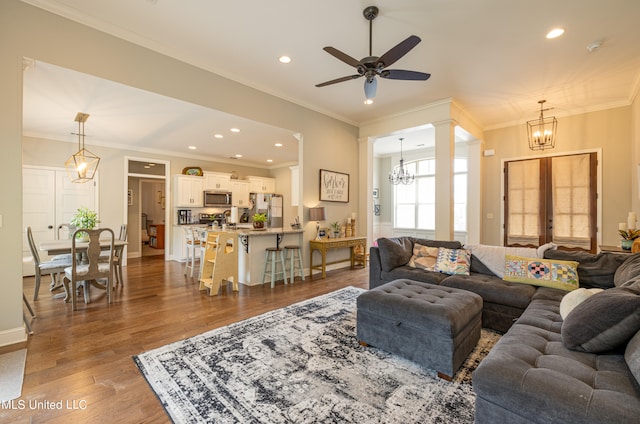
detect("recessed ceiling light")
[546,28,565,39]
[144,165,151,169]
[364,99,373,105]
[214,134,223,139]
[279,56,292,64]
[188,146,197,150]
[235,154,242,158]
[148,163,156,166]
[267,159,273,163]
[230,128,240,133]
[274,143,283,147]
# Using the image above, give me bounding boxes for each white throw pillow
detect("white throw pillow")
[559,288,604,320]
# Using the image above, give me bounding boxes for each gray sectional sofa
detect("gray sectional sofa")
[368,236,640,423]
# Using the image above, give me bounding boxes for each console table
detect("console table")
[309,236,367,279]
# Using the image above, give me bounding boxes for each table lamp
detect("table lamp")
[309,207,326,241]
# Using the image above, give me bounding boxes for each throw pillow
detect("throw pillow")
[504,255,579,291]
[614,253,640,287]
[561,285,640,353]
[377,237,414,272]
[559,287,603,320]
[544,249,627,289]
[407,243,439,271]
[434,247,471,275]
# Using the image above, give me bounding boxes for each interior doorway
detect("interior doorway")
[125,157,170,260]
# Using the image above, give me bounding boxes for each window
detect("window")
[393,158,467,231]
[504,153,597,252]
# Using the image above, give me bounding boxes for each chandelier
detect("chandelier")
[64,112,100,183]
[527,100,557,151]
[388,137,414,185]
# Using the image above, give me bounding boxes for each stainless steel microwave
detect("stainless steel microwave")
[203,191,232,207]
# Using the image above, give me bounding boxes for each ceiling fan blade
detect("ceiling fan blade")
[375,35,421,68]
[380,69,431,81]
[315,74,362,87]
[322,47,362,68]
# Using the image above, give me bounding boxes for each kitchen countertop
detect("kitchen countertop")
[234,227,304,236]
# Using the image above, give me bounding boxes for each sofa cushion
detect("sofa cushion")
[626,330,640,386]
[465,244,538,278]
[434,247,471,275]
[504,255,579,292]
[559,288,603,320]
[441,273,536,310]
[411,238,462,250]
[562,285,640,353]
[544,250,626,289]
[614,253,640,287]
[380,266,450,286]
[377,237,414,272]
[407,243,439,271]
[469,254,498,276]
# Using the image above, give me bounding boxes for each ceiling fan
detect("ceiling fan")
[315,5,431,101]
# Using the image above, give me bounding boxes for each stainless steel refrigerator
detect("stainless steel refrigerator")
[250,193,283,228]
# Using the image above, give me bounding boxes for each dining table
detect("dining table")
[39,238,127,256]
[39,238,128,300]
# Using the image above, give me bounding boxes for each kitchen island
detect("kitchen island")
[234,227,304,286]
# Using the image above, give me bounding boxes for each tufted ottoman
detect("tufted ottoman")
[357,278,483,380]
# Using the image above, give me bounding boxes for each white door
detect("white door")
[22,167,97,276]
[22,168,56,275]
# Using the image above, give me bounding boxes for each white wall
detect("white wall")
[0,0,358,345]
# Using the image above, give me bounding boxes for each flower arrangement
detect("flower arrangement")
[330,221,342,232]
[619,229,640,240]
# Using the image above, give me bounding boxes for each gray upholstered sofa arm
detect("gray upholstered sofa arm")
[368,246,384,289]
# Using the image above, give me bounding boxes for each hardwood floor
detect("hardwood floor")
[3,257,369,423]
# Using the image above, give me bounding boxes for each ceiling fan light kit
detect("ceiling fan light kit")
[316,6,430,102]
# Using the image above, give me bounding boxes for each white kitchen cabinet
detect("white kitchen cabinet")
[204,172,231,191]
[174,175,203,207]
[247,176,276,193]
[230,180,250,207]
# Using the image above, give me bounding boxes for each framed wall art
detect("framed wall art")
[319,169,349,203]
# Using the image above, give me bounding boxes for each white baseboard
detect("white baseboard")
[0,325,27,348]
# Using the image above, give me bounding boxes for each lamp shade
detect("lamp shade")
[364,77,377,100]
[309,207,326,222]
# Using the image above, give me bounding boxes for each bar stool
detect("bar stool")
[183,227,196,277]
[261,247,288,288]
[284,245,305,282]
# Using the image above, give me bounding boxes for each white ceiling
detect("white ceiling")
[20,0,640,162]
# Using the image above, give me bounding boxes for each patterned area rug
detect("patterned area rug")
[134,287,500,423]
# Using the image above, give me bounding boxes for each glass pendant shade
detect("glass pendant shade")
[364,77,377,100]
[65,112,100,183]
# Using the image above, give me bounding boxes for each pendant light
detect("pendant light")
[388,138,414,185]
[65,112,100,183]
[527,100,557,151]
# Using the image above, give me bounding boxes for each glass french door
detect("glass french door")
[504,153,597,252]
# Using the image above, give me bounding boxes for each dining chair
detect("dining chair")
[63,228,115,310]
[112,224,128,285]
[26,226,72,301]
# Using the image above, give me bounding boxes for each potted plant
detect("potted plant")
[619,228,640,250]
[330,221,342,238]
[252,213,267,229]
[70,207,99,240]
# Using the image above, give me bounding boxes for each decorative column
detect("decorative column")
[433,120,456,241]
